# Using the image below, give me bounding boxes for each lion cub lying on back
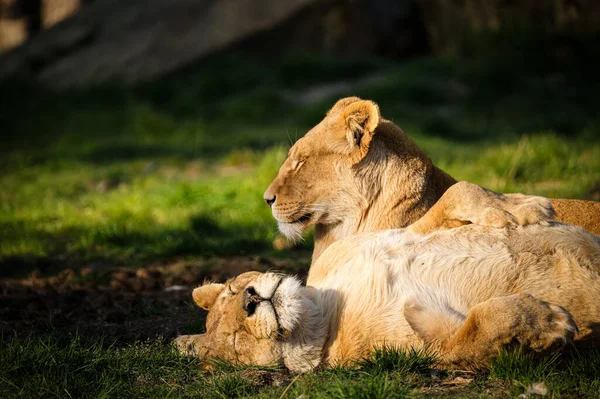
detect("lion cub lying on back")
[176,184,600,371]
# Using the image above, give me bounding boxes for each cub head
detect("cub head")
[263,97,381,240]
[174,271,325,372]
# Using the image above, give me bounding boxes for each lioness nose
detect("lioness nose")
[264,194,276,207]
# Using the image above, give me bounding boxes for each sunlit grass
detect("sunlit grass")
[359,345,438,376]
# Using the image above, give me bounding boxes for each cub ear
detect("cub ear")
[327,96,361,115]
[192,283,226,310]
[341,99,380,154]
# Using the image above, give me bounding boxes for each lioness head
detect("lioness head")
[263,97,382,241]
[175,271,326,372]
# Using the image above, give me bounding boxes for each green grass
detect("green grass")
[3,335,599,398]
[0,334,204,398]
[1,46,600,396]
[0,336,428,398]
[488,347,600,397]
[358,345,438,375]
[489,347,560,383]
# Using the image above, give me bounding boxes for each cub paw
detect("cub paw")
[515,297,577,352]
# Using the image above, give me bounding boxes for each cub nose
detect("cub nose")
[264,194,276,207]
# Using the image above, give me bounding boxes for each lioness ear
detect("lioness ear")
[342,100,380,154]
[192,283,226,310]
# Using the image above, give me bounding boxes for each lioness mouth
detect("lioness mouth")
[293,212,313,224]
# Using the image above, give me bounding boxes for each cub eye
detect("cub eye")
[244,300,257,316]
[243,286,262,316]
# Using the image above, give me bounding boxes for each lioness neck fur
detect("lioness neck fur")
[264,97,600,262]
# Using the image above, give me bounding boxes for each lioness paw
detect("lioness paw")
[470,194,555,228]
[474,207,518,228]
[437,182,555,230]
[502,194,555,226]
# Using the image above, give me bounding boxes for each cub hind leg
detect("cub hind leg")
[404,293,577,369]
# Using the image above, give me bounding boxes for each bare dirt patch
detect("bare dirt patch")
[0,255,310,342]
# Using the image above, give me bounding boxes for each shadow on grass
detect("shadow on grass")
[0,212,274,278]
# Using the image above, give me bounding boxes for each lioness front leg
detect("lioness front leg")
[405,294,577,369]
[407,181,555,235]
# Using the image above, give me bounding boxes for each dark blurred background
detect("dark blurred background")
[1,0,600,85]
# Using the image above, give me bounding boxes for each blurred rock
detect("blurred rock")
[3,0,600,87]
[420,0,600,57]
[0,0,426,88]
[0,0,324,87]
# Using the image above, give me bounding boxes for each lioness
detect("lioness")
[264,97,600,262]
[176,188,600,371]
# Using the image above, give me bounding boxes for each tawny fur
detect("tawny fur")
[263,97,600,262]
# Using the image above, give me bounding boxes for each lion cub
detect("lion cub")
[177,187,600,371]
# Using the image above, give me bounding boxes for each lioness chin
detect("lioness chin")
[263,97,600,262]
